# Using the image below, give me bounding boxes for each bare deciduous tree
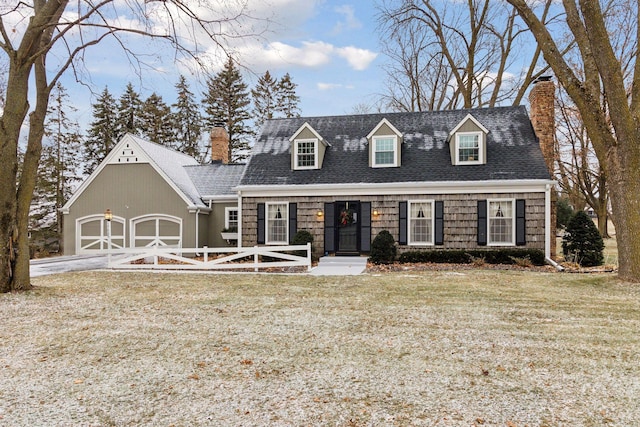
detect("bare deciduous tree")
[0,1,263,292]
[377,0,556,111]
[507,0,640,282]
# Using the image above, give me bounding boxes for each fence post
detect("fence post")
[203,246,208,263]
[254,245,259,272]
[307,242,312,271]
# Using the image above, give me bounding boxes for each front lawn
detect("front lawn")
[1,270,638,426]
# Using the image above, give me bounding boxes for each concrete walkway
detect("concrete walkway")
[310,256,368,276]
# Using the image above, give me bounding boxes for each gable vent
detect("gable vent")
[108,143,147,165]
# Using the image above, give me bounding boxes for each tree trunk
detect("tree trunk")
[607,148,640,281]
[0,63,32,292]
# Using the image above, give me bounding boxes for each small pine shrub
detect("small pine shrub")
[370,230,397,264]
[292,230,314,259]
[562,210,604,266]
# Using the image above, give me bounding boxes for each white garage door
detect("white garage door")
[76,214,125,254]
[130,215,182,248]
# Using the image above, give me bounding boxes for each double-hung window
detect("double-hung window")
[488,200,514,245]
[294,139,317,169]
[225,207,238,230]
[408,201,434,245]
[457,132,481,164]
[373,136,397,167]
[266,202,288,244]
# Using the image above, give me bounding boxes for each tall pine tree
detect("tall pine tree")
[276,73,301,118]
[172,75,203,160]
[251,70,278,130]
[140,92,174,146]
[202,57,253,163]
[115,82,143,139]
[31,82,83,253]
[84,87,118,174]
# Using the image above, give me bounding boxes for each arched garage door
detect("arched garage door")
[76,214,125,254]
[130,215,182,248]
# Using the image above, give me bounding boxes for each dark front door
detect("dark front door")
[336,201,360,255]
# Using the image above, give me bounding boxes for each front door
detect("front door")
[336,201,360,255]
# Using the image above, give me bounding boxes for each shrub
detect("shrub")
[291,230,314,259]
[397,249,546,266]
[556,197,574,230]
[369,230,397,264]
[562,210,604,266]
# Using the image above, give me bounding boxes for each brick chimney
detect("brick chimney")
[529,76,555,173]
[529,76,557,259]
[210,127,230,164]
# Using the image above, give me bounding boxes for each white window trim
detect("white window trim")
[225,207,239,229]
[266,202,289,245]
[293,138,318,170]
[487,198,516,246]
[407,200,435,246]
[372,135,398,168]
[455,131,483,165]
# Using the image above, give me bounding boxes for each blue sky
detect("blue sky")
[59,1,385,128]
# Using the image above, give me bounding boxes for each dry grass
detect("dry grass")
[2,270,639,426]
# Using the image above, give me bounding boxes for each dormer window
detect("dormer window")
[289,122,328,170]
[456,132,482,164]
[449,114,489,166]
[367,118,403,168]
[373,136,398,167]
[294,139,318,169]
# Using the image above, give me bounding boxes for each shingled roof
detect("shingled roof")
[239,106,551,187]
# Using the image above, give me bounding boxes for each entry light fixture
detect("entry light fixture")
[104,208,113,222]
[316,210,324,218]
[373,209,380,217]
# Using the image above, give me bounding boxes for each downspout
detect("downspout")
[195,209,200,256]
[238,191,242,248]
[544,184,564,271]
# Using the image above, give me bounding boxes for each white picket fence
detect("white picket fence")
[106,243,312,272]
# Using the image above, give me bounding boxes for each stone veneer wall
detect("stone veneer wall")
[241,192,547,259]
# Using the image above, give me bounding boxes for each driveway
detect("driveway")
[30,254,109,277]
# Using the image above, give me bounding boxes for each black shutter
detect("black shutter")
[288,203,297,244]
[516,199,526,246]
[399,201,408,245]
[360,202,371,252]
[257,203,265,244]
[435,201,444,245]
[477,200,487,246]
[324,202,335,253]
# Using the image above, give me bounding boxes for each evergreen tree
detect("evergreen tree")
[31,82,83,253]
[562,210,605,267]
[202,57,253,163]
[276,73,301,118]
[172,75,203,160]
[115,82,143,139]
[140,92,174,146]
[84,87,118,174]
[251,70,278,130]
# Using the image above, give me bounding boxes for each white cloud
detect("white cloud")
[332,5,363,34]
[336,46,378,71]
[317,82,355,91]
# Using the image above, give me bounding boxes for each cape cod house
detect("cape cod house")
[62,78,556,261]
[236,78,556,260]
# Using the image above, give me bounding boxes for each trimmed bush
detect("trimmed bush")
[370,230,397,264]
[398,249,546,266]
[562,210,604,266]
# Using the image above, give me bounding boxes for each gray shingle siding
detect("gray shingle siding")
[240,106,551,187]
